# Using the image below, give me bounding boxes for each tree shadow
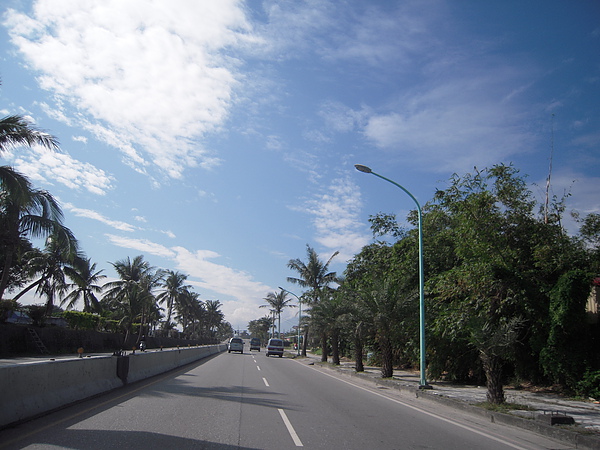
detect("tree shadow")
[3,428,260,449]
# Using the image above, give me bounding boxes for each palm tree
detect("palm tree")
[102,255,164,346]
[62,257,106,313]
[205,299,224,339]
[260,289,296,339]
[0,167,71,301]
[287,244,339,356]
[157,270,190,329]
[0,114,59,154]
[12,227,80,316]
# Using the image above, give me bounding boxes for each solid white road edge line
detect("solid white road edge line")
[278,409,303,447]
[295,360,530,450]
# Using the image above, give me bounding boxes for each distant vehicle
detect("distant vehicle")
[250,338,261,351]
[266,338,284,357]
[228,337,244,354]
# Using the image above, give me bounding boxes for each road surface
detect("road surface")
[0,349,573,449]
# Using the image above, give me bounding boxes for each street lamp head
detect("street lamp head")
[354,164,372,174]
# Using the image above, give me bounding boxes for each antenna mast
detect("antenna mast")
[544,114,555,224]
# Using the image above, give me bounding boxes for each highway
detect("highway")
[0,348,572,449]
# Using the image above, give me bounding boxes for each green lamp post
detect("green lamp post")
[355,164,430,389]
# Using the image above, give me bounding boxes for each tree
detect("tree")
[102,255,163,346]
[248,316,273,343]
[287,244,339,356]
[13,228,80,315]
[428,164,582,403]
[157,270,191,329]
[62,257,105,313]
[0,167,71,301]
[0,114,59,154]
[205,299,224,338]
[260,289,296,339]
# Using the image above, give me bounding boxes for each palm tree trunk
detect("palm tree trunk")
[354,322,364,372]
[320,331,328,362]
[301,327,309,357]
[13,277,46,301]
[0,251,15,301]
[481,351,505,404]
[331,328,340,365]
[380,334,393,378]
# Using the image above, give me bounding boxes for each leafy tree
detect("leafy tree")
[248,316,273,343]
[540,269,592,389]
[287,244,339,356]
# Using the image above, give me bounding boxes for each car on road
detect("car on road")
[250,338,261,351]
[227,337,244,353]
[265,338,284,357]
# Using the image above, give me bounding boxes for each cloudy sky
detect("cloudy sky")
[1,0,599,331]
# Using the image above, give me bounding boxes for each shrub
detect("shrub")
[576,370,600,399]
[62,310,100,330]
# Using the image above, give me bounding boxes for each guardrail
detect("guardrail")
[0,344,227,428]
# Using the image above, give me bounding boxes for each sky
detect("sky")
[1,0,599,332]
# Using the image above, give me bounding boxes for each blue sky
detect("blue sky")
[1,0,599,332]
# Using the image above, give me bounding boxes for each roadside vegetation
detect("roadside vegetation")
[279,166,600,405]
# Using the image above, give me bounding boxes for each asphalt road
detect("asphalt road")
[0,350,573,449]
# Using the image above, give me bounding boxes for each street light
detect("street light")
[279,287,301,356]
[355,164,430,389]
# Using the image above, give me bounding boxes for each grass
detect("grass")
[476,401,536,412]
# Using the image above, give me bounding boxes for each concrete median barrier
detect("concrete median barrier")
[0,344,226,429]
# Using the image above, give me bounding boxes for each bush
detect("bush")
[576,370,600,399]
[62,310,100,330]
[0,299,19,323]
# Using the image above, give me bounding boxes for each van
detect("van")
[266,338,284,357]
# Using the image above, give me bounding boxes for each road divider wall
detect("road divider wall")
[0,344,226,429]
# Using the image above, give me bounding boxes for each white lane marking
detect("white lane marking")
[262,377,269,387]
[257,366,261,371]
[297,361,530,450]
[278,409,303,447]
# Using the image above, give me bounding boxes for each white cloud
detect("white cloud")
[105,234,177,259]
[298,176,370,262]
[4,1,258,178]
[8,146,114,195]
[64,204,137,232]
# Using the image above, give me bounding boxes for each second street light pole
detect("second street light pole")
[280,287,301,356]
[355,164,430,389]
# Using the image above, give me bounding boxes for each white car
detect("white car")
[228,337,244,353]
[266,338,284,357]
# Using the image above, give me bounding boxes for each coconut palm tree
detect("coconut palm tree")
[260,289,296,339]
[102,255,164,346]
[0,167,71,301]
[287,244,339,356]
[0,114,59,154]
[157,270,190,329]
[205,299,224,338]
[62,257,106,313]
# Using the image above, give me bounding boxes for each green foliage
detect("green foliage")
[576,370,600,399]
[540,270,591,389]
[0,299,18,323]
[26,305,46,327]
[62,310,100,330]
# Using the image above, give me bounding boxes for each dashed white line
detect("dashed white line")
[278,409,303,447]
[256,366,261,371]
[262,377,269,387]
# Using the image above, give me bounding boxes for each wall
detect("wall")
[0,344,226,428]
